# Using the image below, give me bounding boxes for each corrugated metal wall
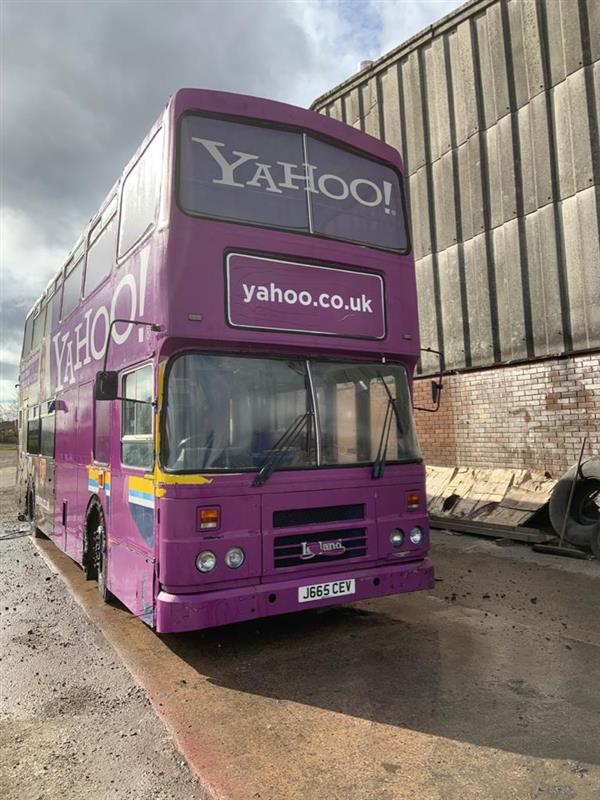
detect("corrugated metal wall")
[312,0,600,375]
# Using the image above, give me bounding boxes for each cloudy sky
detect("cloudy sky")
[0,0,462,405]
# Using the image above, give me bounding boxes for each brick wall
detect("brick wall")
[413,352,600,477]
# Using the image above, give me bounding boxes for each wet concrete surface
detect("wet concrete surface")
[1,445,599,799]
[0,449,205,800]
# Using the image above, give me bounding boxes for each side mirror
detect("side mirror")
[431,380,441,405]
[95,370,118,401]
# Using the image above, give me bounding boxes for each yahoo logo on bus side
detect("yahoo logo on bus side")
[52,250,150,392]
[192,137,395,214]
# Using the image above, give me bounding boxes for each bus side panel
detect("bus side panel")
[54,387,78,555]
[35,456,55,537]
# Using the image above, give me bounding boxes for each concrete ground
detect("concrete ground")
[1,446,599,800]
[0,448,205,800]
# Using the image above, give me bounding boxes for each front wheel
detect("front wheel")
[85,502,112,602]
[95,514,110,602]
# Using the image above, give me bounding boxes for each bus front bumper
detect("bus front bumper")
[155,558,434,633]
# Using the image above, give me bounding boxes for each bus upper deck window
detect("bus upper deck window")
[61,257,85,320]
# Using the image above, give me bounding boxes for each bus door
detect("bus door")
[106,364,155,624]
[55,383,93,559]
[54,386,77,552]
[36,401,56,537]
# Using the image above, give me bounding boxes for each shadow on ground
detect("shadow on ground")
[160,572,600,766]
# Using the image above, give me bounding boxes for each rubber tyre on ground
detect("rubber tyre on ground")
[591,528,600,560]
[84,501,112,602]
[549,457,600,551]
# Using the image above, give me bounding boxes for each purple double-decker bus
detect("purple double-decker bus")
[17,89,434,633]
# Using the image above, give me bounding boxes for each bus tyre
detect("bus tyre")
[85,502,112,602]
[95,514,110,603]
[591,529,600,560]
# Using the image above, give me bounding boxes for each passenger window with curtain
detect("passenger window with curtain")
[118,129,163,258]
[121,365,153,468]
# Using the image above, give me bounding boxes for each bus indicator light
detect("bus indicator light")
[198,508,220,530]
[407,492,420,510]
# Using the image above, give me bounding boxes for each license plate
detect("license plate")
[298,579,356,604]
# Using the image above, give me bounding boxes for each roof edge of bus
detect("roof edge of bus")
[169,87,404,168]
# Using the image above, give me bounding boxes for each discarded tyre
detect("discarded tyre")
[549,457,600,552]
[591,527,600,559]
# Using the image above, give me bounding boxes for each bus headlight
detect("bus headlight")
[410,527,424,545]
[225,547,245,569]
[196,550,217,573]
[390,528,404,547]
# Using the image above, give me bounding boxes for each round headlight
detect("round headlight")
[390,528,404,547]
[196,550,216,573]
[410,526,424,545]
[225,547,245,569]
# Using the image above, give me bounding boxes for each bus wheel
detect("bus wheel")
[85,503,111,602]
[95,513,111,603]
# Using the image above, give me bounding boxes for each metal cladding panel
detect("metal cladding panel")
[327,97,344,123]
[345,88,362,129]
[312,0,600,374]
[422,39,452,163]
[482,4,510,123]
[561,186,600,352]
[591,0,600,63]
[517,104,537,215]
[437,245,467,369]
[492,220,527,362]
[361,79,381,138]
[379,66,403,154]
[414,255,440,374]
[545,0,584,87]
[506,0,529,109]
[524,205,564,357]
[409,166,432,259]
[463,233,495,368]
[529,91,554,209]
[432,151,457,252]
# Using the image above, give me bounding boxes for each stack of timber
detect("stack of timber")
[426,466,557,544]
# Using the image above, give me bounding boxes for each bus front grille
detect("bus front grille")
[273,527,367,569]
[273,503,365,528]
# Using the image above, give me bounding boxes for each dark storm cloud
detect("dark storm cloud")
[1,0,350,400]
[2,0,317,229]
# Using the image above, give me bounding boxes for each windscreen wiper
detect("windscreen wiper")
[372,397,395,479]
[252,411,313,487]
[372,372,405,480]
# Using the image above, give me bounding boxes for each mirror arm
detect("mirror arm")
[413,346,444,413]
[114,396,157,408]
[102,318,162,372]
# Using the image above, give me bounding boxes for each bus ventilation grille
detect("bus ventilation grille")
[273,503,365,529]
[273,527,367,568]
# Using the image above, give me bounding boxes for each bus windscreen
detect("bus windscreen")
[178,114,408,252]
